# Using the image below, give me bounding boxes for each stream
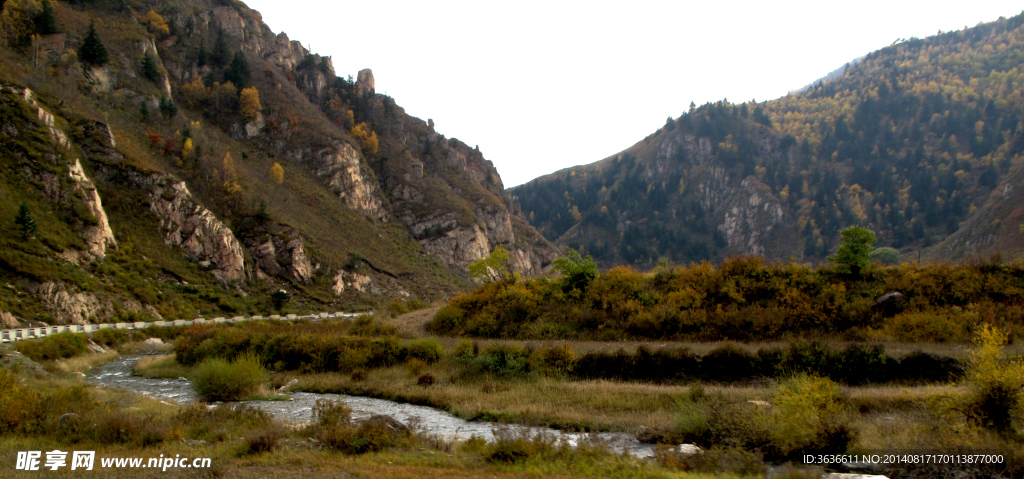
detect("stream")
[86,356,659,458]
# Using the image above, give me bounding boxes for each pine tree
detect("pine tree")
[14,204,36,240]
[140,101,149,122]
[78,21,108,68]
[211,29,228,67]
[142,52,160,81]
[225,51,250,89]
[197,44,207,67]
[33,0,57,35]
[158,97,176,119]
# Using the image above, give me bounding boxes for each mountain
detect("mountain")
[0,0,555,326]
[511,13,1024,268]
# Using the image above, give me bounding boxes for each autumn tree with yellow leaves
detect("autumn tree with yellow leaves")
[140,10,170,37]
[269,163,284,184]
[239,87,261,123]
[350,122,378,156]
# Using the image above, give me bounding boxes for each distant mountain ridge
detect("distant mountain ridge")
[511,12,1024,267]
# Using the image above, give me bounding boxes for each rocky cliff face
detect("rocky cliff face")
[287,141,390,222]
[97,166,248,284]
[374,109,559,275]
[145,175,246,283]
[36,282,108,325]
[247,225,314,283]
[153,2,556,279]
[67,159,118,259]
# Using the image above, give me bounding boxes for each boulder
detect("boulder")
[874,291,907,317]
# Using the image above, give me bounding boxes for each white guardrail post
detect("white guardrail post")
[0,310,372,343]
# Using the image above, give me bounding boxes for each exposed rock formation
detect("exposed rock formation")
[13,87,69,149]
[288,142,390,221]
[146,176,246,283]
[246,225,313,283]
[357,69,374,96]
[333,271,372,295]
[0,311,19,328]
[36,282,109,325]
[67,159,117,259]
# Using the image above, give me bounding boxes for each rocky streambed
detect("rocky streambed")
[87,356,659,458]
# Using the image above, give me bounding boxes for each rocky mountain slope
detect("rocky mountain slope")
[512,13,1024,267]
[0,0,555,326]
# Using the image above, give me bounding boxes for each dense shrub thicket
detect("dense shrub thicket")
[571,343,961,385]
[176,322,962,385]
[15,332,87,361]
[174,322,410,373]
[429,258,1024,342]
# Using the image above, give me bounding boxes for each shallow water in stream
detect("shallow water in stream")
[86,356,659,458]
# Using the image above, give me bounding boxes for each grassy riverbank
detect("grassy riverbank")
[0,359,742,479]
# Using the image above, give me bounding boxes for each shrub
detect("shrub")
[16,332,88,361]
[91,328,146,349]
[407,338,443,363]
[317,415,410,454]
[191,355,266,401]
[870,247,901,264]
[451,339,477,362]
[552,247,598,293]
[428,304,466,335]
[700,344,756,382]
[487,427,558,463]
[884,310,974,343]
[474,345,530,378]
[244,425,284,454]
[769,375,855,459]
[94,412,168,446]
[529,344,577,375]
[406,358,426,376]
[0,369,37,433]
[417,372,435,386]
[312,399,351,428]
[962,324,1024,433]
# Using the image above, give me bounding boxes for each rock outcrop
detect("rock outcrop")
[0,311,19,328]
[146,176,246,283]
[357,69,374,97]
[377,115,558,275]
[67,159,117,259]
[12,87,69,149]
[246,225,314,283]
[288,142,390,222]
[36,282,109,325]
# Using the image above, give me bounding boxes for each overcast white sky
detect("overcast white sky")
[244,0,1023,187]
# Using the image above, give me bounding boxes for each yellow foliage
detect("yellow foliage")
[269,162,284,184]
[180,74,209,106]
[140,10,170,37]
[222,152,236,183]
[963,324,1024,431]
[770,375,852,456]
[1,0,41,46]
[239,87,261,123]
[181,138,194,161]
[350,122,379,156]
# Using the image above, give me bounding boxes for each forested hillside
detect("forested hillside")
[0,0,554,326]
[512,13,1024,267]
